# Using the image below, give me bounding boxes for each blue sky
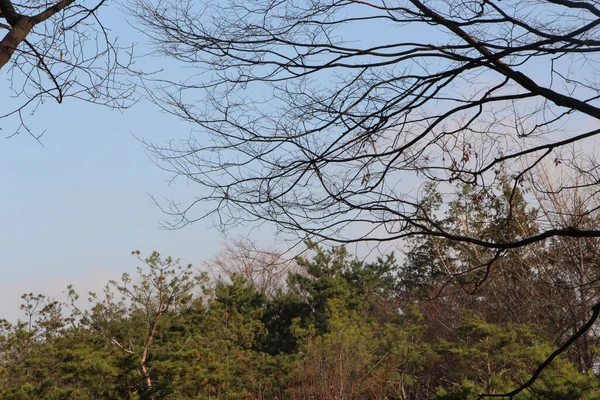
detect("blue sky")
[2,0,585,321]
[0,0,502,320]
[0,1,403,320]
[0,5,245,320]
[0,95,234,319]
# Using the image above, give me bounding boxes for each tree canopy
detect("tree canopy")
[3,232,600,399]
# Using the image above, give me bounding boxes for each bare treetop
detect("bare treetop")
[135,0,600,248]
[1,0,135,137]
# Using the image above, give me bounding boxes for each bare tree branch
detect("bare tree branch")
[0,0,136,137]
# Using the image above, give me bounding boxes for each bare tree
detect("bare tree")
[205,239,296,297]
[1,0,134,137]
[529,157,600,372]
[133,0,600,251]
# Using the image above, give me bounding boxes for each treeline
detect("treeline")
[2,179,600,399]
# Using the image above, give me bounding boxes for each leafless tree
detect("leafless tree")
[529,157,600,372]
[205,239,296,297]
[1,0,135,137]
[134,0,600,251]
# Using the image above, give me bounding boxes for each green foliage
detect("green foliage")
[0,242,597,399]
[434,315,600,399]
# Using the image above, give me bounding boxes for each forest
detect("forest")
[2,179,599,399]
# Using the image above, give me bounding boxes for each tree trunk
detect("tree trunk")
[0,17,34,69]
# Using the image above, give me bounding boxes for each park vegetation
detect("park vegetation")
[2,179,600,399]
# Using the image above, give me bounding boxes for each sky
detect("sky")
[0,1,422,321]
[0,97,235,319]
[0,1,409,321]
[0,5,258,321]
[1,0,590,322]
